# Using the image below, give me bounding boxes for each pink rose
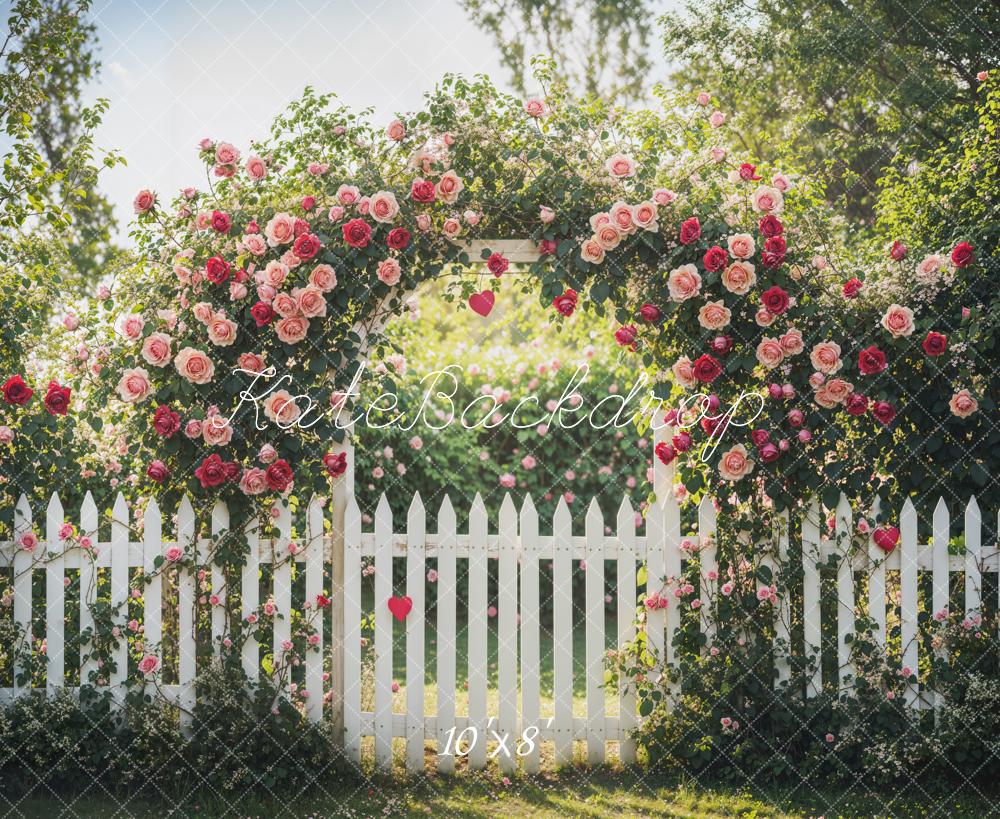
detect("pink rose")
[605,153,637,179]
[540,206,555,224]
[386,119,406,141]
[272,292,298,318]
[309,264,338,291]
[441,218,461,239]
[133,189,155,214]
[259,444,278,463]
[295,286,328,318]
[274,316,309,344]
[242,234,267,256]
[751,186,784,213]
[880,304,915,338]
[240,468,269,495]
[184,419,203,439]
[245,155,267,179]
[139,654,160,677]
[595,224,622,250]
[140,332,173,368]
[580,237,605,264]
[116,367,152,403]
[610,201,637,234]
[718,444,754,481]
[756,338,785,369]
[237,353,265,373]
[696,91,711,106]
[632,201,658,231]
[327,205,345,223]
[263,390,301,425]
[949,389,978,419]
[778,328,804,356]
[436,170,464,204]
[214,142,240,165]
[523,98,549,117]
[369,191,400,223]
[0,425,13,444]
[721,261,756,294]
[377,258,402,286]
[809,341,843,375]
[264,212,296,246]
[698,300,731,330]
[207,316,238,346]
[415,213,432,232]
[671,355,697,388]
[119,314,145,341]
[652,188,677,206]
[202,415,233,446]
[667,264,702,302]
[174,347,215,384]
[261,260,289,289]
[708,110,726,128]
[727,233,755,259]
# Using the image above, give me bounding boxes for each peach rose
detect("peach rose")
[727,233,755,259]
[377,258,402,286]
[596,224,622,251]
[274,316,309,344]
[755,309,775,327]
[632,201,658,231]
[523,98,549,118]
[441,218,462,239]
[296,286,328,318]
[141,333,173,368]
[272,292,298,318]
[245,155,267,180]
[880,304,915,338]
[814,378,854,408]
[779,328,804,356]
[336,184,361,205]
[580,238,605,264]
[756,338,785,369]
[240,467,269,495]
[237,353,265,373]
[609,201,637,234]
[809,341,843,374]
[369,191,400,223]
[605,153,637,178]
[652,188,677,206]
[667,264,702,302]
[751,185,784,213]
[116,367,152,403]
[192,302,214,324]
[590,212,612,231]
[721,261,757,295]
[264,213,295,246]
[174,347,215,384]
[386,119,406,141]
[242,234,267,256]
[261,260,289,288]
[435,170,464,204]
[202,414,233,446]
[119,314,145,341]
[719,444,754,481]
[309,264,337,292]
[263,389,301,425]
[949,389,978,418]
[672,355,697,388]
[698,300,731,330]
[207,316,238,347]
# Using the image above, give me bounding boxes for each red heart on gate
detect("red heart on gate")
[469,290,495,317]
[387,595,413,622]
[873,526,900,553]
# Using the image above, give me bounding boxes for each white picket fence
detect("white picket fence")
[2,481,998,773]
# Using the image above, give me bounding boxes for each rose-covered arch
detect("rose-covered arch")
[60,71,989,530]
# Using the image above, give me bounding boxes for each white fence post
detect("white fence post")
[965,496,982,615]
[518,494,541,774]
[835,493,855,693]
[436,495,458,774]
[79,492,99,688]
[616,497,638,763]
[177,495,196,733]
[802,497,823,698]
[373,493,393,772]
[13,494,32,695]
[45,492,65,692]
[342,494,363,765]
[305,495,325,724]
[900,499,919,707]
[497,494,519,775]
[405,493,426,773]
[466,494,489,770]
[867,497,886,649]
[328,417,354,746]
[552,496,574,767]
[584,498,605,765]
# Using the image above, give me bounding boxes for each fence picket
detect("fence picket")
[305,495,325,723]
[497,494,518,775]
[965,496,982,615]
[663,490,681,686]
[835,493,855,692]
[272,501,292,690]
[552,497,574,767]
[242,516,260,682]
[45,493,65,691]
[519,494,541,774]
[467,494,489,770]
[373,494,393,772]
[13,494,32,694]
[802,497,822,697]
[900,499,919,707]
[585,498,605,764]
[109,494,129,696]
[79,492,98,689]
[867,497,886,649]
[773,510,791,686]
[210,501,229,656]
[177,496,196,732]
[645,497,665,672]
[142,499,162,694]
[932,497,950,719]
[616,497,638,763]
[698,495,717,646]
[436,495,458,774]
[343,494,362,764]
[405,493,426,773]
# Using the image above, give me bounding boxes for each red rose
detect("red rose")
[738,163,761,181]
[761,285,789,315]
[857,346,887,375]
[759,442,780,463]
[951,242,974,268]
[315,594,331,608]
[266,459,294,492]
[538,240,557,256]
[710,335,733,355]
[751,429,770,447]
[410,179,436,203]
[614,324,638,348]
[487,252,509,277]
[224,461,241,481]
[762,235,786,268]
[386,227,410,250]
[2,375,33,405]
[205,256,231,284]
[845,393,869,416]
[693,353,722,383]
[672,431,692,452]
[922,331,947,356]
[553,289,578,317]
[654,442,676,465]
[211,210,231,233]
[758,215,784,237]
[43,381,71,415]
[872,401,896,425]
[293,218,311,237]
[702,245,728,272]
[342,218,372,248]
[890,240,907,261]
[842,278,863,298]
[293,232,322,260]
[194,454,228,488]
[323,451,348,477]
[301,196,316,212]
[147,460,170,483]
[639,303,662,322]
[246,220,259,234]
[250,301,274,327]
[679,217,701,245]
[153,405,181,437]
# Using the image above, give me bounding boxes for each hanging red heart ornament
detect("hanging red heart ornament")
[873,525,900,552]
[469,290,495,317]
[387,595,413,622]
